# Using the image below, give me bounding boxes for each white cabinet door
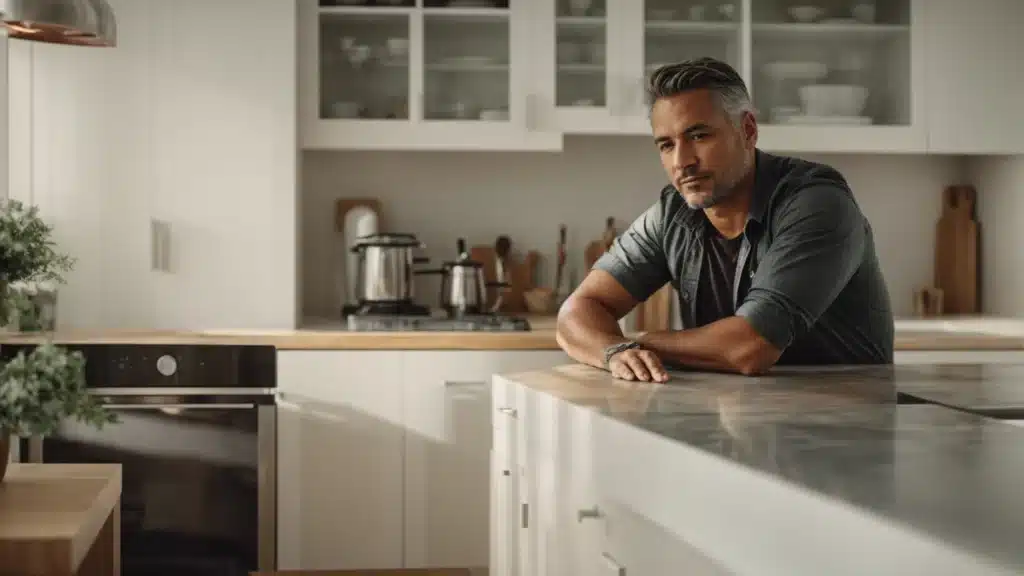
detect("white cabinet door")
[491,374,522,576]
[403,350,571,572]
[534,0,630,133]
[277,351,405,571]
[924,0,1024,154]
[147,0,297,330]
[299,0,561,151]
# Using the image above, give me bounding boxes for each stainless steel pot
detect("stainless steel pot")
[440,238,508,316]
[351,232,431,304]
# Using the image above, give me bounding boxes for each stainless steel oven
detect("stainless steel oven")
[7,344,277,576]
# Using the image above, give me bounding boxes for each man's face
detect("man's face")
[651,89,756,210]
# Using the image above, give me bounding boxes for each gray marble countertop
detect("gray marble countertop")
[502,364,1024,575]
[894,363,1024,416]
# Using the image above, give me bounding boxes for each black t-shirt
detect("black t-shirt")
[695,225,745,327]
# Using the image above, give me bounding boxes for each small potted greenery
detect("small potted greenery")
[0,199,115,481]
[0,344,116,481]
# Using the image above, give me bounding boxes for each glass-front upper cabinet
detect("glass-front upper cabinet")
[616,0,744,133]
[750,0,926,150]
[300,0,561,151]
[534,0,616,133]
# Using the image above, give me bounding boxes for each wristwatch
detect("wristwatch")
[602,340,641,369]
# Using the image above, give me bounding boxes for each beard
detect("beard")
[680,151,752,210]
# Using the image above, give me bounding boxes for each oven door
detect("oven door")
[22,391,276,576]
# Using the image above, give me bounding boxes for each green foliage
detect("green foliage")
[0,199,113,436]
[0,343,117,436]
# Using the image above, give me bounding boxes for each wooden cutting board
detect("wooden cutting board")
[469,244,539,313]
[934,185,979,314]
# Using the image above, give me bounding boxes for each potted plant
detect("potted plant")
[0,199,74,331]
[0,199,115,481]
[0,343,116,481]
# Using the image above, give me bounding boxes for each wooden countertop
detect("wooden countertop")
[1,318,1024,351]
[0,463,121,576]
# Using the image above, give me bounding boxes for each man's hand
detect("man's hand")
[609,348,669,382]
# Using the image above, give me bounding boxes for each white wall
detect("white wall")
[967,156,1024,316]
[301,136,967,318]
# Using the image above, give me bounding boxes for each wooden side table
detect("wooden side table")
[0,463,121,576]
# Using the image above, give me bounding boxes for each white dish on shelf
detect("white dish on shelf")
[782,115,872,125]
[799,84,868,116]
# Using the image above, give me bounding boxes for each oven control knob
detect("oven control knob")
[156,354,178,376]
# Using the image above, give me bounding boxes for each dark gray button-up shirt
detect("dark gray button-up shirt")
[594,149,894,365]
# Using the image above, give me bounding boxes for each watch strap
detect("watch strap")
[603,341,640,369]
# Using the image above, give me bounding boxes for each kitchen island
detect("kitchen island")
[493,364,1024,576]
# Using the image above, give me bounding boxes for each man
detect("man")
[556,57,894,381]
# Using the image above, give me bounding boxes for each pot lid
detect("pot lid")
[355,232,421,247]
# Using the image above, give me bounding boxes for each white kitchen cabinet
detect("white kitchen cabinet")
[923,0,1024,154]
[403,350,570,572]
[276,349,569,572]
[277,351,406,571]
[7,0,297,331]
[533,0,930,153]
[298,0,562,151]
[499,375,722,576]
[145,0,298,330]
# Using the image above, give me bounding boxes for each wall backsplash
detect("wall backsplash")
[968,155,1024,317]
[302,136,968,319]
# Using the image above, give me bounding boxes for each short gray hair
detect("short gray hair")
[645,57,753,125]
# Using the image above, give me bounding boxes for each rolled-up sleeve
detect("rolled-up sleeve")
[736,185,866,350]
[593,199,672,302]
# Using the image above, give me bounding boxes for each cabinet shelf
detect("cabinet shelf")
[423,7,508,21]
[319,5,414,16]
[558,64,604,74]
[426,62,508,72]
[753,22,909,39]
[556,16,606,29]
[644,20,739,37]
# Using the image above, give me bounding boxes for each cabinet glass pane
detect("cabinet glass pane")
[424,5,511,122]
[751,0,910,126]
[555,0,607,108]
[319,13,410,120]
[643,1,742,93]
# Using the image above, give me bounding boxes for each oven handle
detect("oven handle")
[102,403,256,410]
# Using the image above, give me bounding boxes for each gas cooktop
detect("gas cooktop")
[346,313,531,332]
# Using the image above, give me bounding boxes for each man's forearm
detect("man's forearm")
[555,297,631,368]
[637,316,780,375]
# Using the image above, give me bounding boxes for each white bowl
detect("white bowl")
[851,3,875,23]
[386,37,409,57]
[789,5,824,22]
[799,84,868,116]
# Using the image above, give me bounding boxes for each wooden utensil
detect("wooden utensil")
[934,185,979,314]
[470,241,539,313]
[913,286,945,317]
[584,217,616,270]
